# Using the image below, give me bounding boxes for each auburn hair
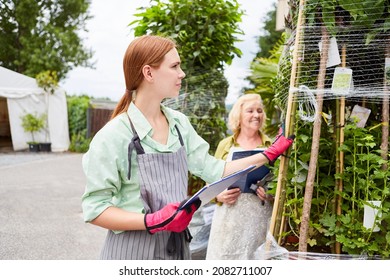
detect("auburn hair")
[111,35,176,119]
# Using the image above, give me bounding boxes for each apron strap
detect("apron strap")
[127,115,145,180]
[174,125,185,147]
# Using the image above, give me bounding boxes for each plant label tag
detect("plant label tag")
[319,36,341,68]
[350,105,371,128]
[363,200,381,232]
[331,67,353,95]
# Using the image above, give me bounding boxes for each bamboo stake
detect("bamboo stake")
[298,25,330,253]
[277,211,286,244]
[335,45,347,254]
[269,0,305,241]
[381,44,389,169]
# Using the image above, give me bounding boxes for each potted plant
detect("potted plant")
[20,112,45,152]
[35,70,58,152]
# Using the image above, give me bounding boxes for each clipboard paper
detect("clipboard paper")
[180,165,256,209]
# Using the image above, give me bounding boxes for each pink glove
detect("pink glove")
[263,129,295,165]
[144,198,201,234]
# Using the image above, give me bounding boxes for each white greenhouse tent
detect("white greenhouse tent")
[0,66,70,152]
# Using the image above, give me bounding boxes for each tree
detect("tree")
[36,70,58,142]
[256,4,283,58]
[0,0,93,81]
[244,4,284,136]
[20,112,45,143]
[130,0,244,193]
[131,0,244,73]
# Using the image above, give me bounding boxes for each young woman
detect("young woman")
[81,35,294,260]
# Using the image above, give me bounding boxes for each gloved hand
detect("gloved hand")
[144,198,201,234]
[263,128,295,165]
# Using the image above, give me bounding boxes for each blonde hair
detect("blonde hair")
[228,94,266,135]
[111,35,177,119]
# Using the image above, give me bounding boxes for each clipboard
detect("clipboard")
[232,150,270,193]
[179,164,256,210]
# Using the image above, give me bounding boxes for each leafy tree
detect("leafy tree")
[256,4,283,58]
[131,0,244,72]
[244,4,284,136]
[36,70,59,142]
[130,0,244,193]
[0,0,93,80]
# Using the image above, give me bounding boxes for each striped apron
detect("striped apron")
[100,117,191,260]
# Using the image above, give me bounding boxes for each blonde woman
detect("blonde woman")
[206,94,277,260]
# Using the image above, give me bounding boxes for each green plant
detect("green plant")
[36,70,59,142]
[69,133,91,153]
[36,70,58,94]
[277,114,337,251]
[20,113,46,143]
[320,121,390,257]
[67,94,91,153]
[305,0,389,43]
[267,0,390,257]
[281,114,390,257]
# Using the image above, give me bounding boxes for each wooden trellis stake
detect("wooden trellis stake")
[298,25,330,253]
[381,44,389,169]
[269,0,305,242]
[334,44,347,254]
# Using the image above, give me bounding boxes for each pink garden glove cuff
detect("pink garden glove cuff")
[263,131,295,165]
[144,198,201,234]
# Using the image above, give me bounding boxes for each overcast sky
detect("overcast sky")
[60,0,277,104]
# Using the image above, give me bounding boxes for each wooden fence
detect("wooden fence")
[86,107,113,138]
